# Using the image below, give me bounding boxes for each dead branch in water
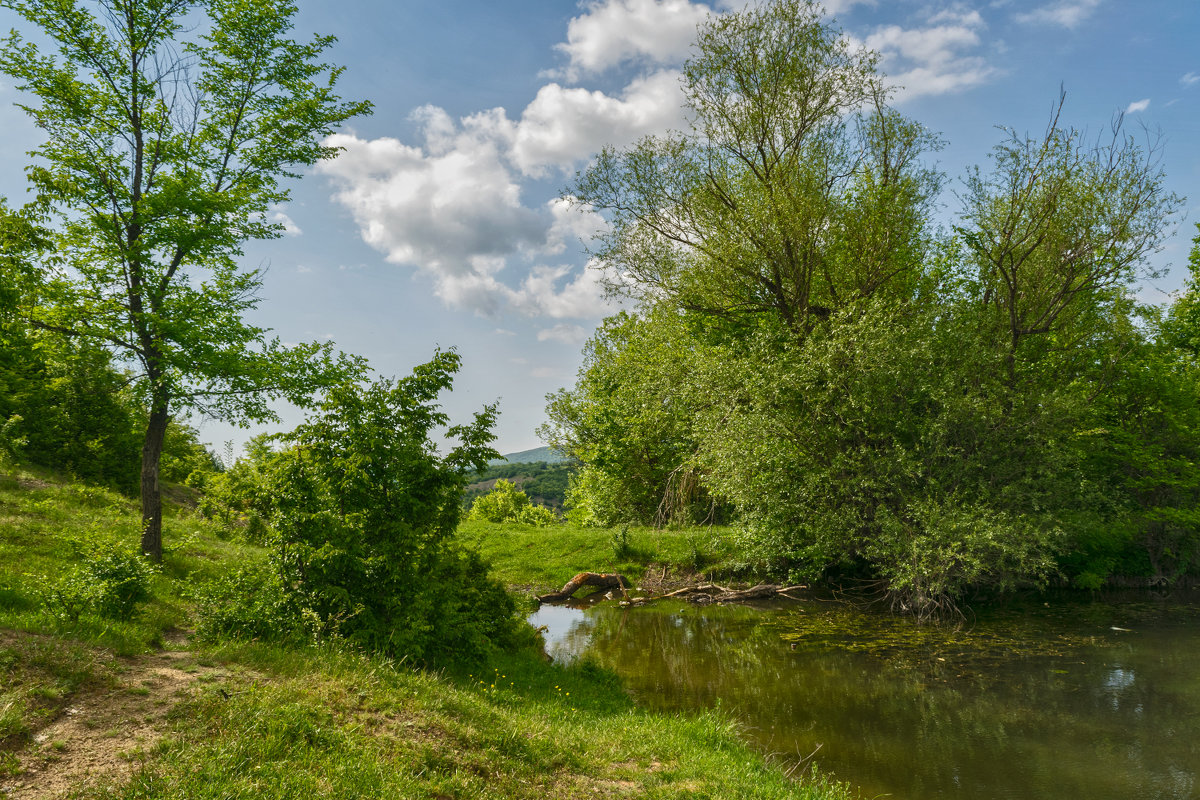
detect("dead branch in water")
[536,572,631,604]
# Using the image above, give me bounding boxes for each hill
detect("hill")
[466,459,573,510]
[490,446,570,465]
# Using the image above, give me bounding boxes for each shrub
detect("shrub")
[192,563,303,644]
[469,479,559,526]
[250,350,523,665]
[45,548,155,621]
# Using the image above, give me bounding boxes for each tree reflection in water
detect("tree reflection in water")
[529,596,1200,800]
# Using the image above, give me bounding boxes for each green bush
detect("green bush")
[45,548,155,621]
[469,479,559,526]
[192,563,303,644]
[251,350,523,666]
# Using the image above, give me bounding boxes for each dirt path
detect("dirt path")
[2,636,227,800]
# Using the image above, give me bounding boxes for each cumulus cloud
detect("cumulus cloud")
[543,197,610,256]
[320,116,543,277]
[319,44,670,318]
[512,70,685,176]
[552,0,712,81]
[1014,0,1101,29]
[1181,72,1200,88]
[512,262,613,319]
[860,10,996,99]
[1125,98,1150,114]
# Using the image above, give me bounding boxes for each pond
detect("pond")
[529,593,1200,799]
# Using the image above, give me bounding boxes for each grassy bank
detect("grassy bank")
[457,519,748,595]
[0,468,852,799]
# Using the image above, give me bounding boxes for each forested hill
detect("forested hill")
[489,446,569,465]
[467,456,575,510]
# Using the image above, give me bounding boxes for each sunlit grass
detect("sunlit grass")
[0,467,852,799]
[88,642,854,800]
[0,465,263,654]
[457,518,747,593]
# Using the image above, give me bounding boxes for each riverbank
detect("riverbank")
[456,519,751,600]
[0,468,853,799]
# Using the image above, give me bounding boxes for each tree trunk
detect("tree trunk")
[140,398,170,562]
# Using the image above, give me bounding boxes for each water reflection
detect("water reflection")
[529,596,1200,800]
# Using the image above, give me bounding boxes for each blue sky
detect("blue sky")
[2,0,1199,456]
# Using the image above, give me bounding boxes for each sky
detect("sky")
[2,0,1199,458]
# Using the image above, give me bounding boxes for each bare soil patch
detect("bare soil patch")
[1,636,225,800]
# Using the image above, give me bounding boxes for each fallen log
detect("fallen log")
[623,583,809,607]
[537,572,631,604]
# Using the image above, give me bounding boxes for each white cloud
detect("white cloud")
[543,197,609,256]
[267,205,303,236]
[860,11,996,100]
[1125,98,1150,114]
[512,70,685,177]
[318,110,546,314]
[296,264,314,274]
[552,0,712,81]
[1014,0,1101,29]
[319,46,674,318]
[512,262,614,319]
[537,323,591,345]
[531,366,561,379]
[494,328,517,336]
[1180,72,1200,88]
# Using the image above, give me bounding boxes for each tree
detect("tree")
[467,479,559,526]
[541,310,724,527]
[959,94,1181,388]
[572,0,942,334]
[256,350,518,664]
[556,0,1184,610]
[0,0,371,559]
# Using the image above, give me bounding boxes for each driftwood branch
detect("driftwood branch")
[537,572,631,604]
[624,583,809,607]
[536,569,808,607]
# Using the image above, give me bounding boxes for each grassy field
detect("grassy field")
[457,518,750,596]
[0,467,852,799]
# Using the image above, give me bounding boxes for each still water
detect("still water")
[530,594,1200,799]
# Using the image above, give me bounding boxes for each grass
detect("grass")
[0,465,853,799]
[86,644,852,799]
[457,518,749,594]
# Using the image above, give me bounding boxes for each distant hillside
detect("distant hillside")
[490,446,570,465]
[466,458,575,510]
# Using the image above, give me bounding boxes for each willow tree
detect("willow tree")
[556,0,942,528]
[573,0,943,332]
[0,0,371,560]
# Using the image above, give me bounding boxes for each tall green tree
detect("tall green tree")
[572,0,942,333]
[554,0,1183,610]
[0,0,371,559]
[959,95,1180,389]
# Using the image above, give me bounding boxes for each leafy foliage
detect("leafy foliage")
[551,0,1189,611]
[229,350,521,665]
[467,479,559,526]
[0,0,370,559]
[45,547,155,622]
[463,461,573,510]
[543,311,728,528]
